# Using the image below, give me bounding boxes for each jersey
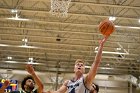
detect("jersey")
[67,77,90,93]
[9,89,38,93]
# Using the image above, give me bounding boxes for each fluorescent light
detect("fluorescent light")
[85,66,91,68]
[0,44,9,46]
[85,66,114,70]
[115,25,140,29]
[5,61,17,63]
[94,51,129,55]
[0,43,38,49]
[99,67,114,70]
[5,60,41,65]
[27,62,40,65]
[18,45,38,48]
[7,17,29,21]
[115,25,121,27]
[128,26,140,29]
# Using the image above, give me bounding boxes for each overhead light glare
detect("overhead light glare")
[6,13,29,21]
[18,45,38,48]
[29,57,33,61]
[7,56,12,60]
[0,44,9,46]
[85,66,91,68]
[27,62,40,65]
[22,38,28,43]
[5,61,17,63]
[94,51,129,55]
[116,48,121,50]
[7,17,29,21]
[11,9,18,13]
[115,25,140,29]
[109,16,116,21]
[99,67,114,70]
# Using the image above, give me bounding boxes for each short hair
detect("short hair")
[92,83,99,93]
[75,59,85,64]
[21,75,35,91]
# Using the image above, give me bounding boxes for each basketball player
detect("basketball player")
[0,80,10,93]
[26,64,44,93]
[10,64,43,93]
[47,36,109,93]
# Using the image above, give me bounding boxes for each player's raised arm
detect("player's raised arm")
[26,64,44,93]
[85,36,109,87]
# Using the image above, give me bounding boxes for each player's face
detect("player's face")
[24,79,35,91]
[74,62,85,74]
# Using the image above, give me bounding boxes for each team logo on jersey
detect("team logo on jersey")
[68,83,79,93]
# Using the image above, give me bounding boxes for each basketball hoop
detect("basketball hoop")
[50,0,71,17]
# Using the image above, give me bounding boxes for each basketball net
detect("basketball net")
[50,0,71,17]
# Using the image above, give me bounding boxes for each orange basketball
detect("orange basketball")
[98,19,115,36]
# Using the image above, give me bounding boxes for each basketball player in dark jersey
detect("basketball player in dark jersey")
[10,64,44,93]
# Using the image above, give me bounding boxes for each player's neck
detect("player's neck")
[74,74,83,80]
[24,88,33,93]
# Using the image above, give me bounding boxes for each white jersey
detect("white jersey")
[67,77,90,93]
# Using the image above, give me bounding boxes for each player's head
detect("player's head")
[21,75,35,91]
[90,83,99,93]
[74,59,85,74]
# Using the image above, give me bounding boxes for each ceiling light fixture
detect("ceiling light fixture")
[7,56,12,60]
[109,16,116,21]
[27,62,40,65]
[11,9,18,13]
[6,10,29,21]
[116,48,121,50]
[18,45,38,48]
[5,61,17,63]
[7,14,29,21]
[28,57,33,61]
[115,25,140,29]
[4,60,41,65]
[85,66,114,70]
[0,44,9,46]
[22,38,28,43]
[0,43,38,49]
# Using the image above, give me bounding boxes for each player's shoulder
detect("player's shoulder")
[63,80,70,86]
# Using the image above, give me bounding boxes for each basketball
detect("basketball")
[98,19,115,36]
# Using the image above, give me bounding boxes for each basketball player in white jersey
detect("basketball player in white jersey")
[47,36,109,93]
